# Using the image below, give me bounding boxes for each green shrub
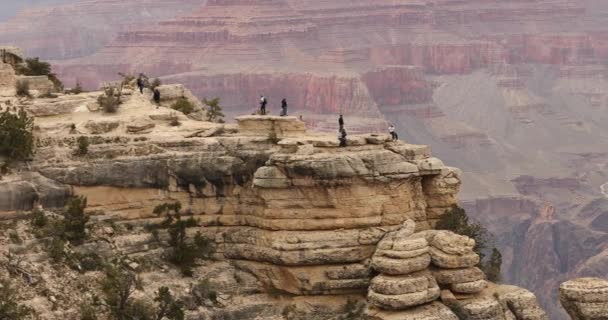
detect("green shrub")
[62,196,89,244]
[192,278,218,305]
[203,98,225,123]
[49,237,66,263]
[75,136,90,156]
[170,98,194,115]
[15,80,31,97]
[69,82,85,95]
[152,202,208,276]
[126,299,154,320]
[485,248,503,282]
[101,264,137,320]
[8,231,22,244]
[436,206,502,281]
[76,252,105,272]
[31,208,48,228]
[0,107,35,163]
[80,302,98,320]
[20,57,51,76]
[98,87,121,113]
[154,287,185,320]
[0,278,34,319]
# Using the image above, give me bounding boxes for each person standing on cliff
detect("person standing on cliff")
[260,95,267,115]
[389,124,398,140]
[280,98,288,116]
[136,75,145,94]
[338,114,344,130]
[338,127,347,147]
[153,88,161,107]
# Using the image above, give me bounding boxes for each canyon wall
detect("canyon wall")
[1,1,608,318]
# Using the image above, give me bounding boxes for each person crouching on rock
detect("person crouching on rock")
[338,127,347,147]
[280,98,288,116]
[153,88,161,107]
[260,95,267,115]
[389,124,398,140]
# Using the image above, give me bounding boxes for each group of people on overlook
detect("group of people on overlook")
[259,95,288,117]
[136,74,161,106]
[259,95,399,147]
[133,74,400,146]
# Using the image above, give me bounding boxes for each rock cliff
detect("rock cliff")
[0,62,565,319]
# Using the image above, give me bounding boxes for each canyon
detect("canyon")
[1,0,608,318]
[1,59,606,319]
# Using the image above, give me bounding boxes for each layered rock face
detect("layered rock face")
[0,65,599,319]
[21,87,464,297]
[1,1,608,316]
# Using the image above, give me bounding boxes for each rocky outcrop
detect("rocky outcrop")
[362,220,546,320]
[560,278,608,320]
[0,172,71,214]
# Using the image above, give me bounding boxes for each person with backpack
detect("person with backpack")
[389,124,398,140]
[280,98,288,116]
[338,127,347,147]
[260,95,267,115]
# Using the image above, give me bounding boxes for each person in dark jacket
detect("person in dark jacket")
[136,75,145,94]
[153,88,161,106]
[338,114,344,130]
[338,128,347,147]
[280,98,288,116]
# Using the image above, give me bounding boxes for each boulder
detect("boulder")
[560,278,608,320]
[459,297,506,320]
[429,247,480,269]
[85,119,121,134]
[0,172,71,212]
[496,286,548,320]
[126,118,155,134]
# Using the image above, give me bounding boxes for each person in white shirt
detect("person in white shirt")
[260,95,267,115]
[389,124,398,140]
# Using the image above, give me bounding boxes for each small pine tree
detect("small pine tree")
[70,81,84,95]
[62,196,89,244]
[75,136,89,156]
[98,87,121,113]
[154,287,185,320]
[152,202,205,276]
[101,264,137,320]
[436,205,503,281]
[0,107,35,163]
[484,248,503,282]
[203,98,225,123]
